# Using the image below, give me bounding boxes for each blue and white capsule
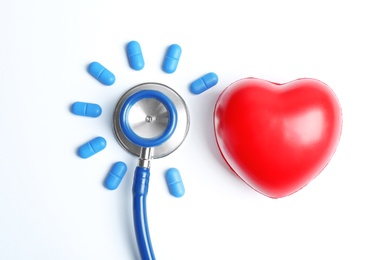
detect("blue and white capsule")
[104,162,127,190]
[162,44,181,73]
[165,168,185,198]
[71,102,102,118]
[126,41,144,70]
[190,72,218,94]
[77,137,107,159]
[87,61,115,86]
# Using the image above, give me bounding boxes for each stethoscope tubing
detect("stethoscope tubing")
[133,166,155,260]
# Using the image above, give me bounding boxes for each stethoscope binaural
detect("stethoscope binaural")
[113,82,190,260]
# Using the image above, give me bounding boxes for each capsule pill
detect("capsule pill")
[190,72,218,94]
[104,162,127,190]
[126,41,144,70]
[77,137,107,159]
[87,61,115,86]
[162,44,181,73]
[165,168,185,198]
[71,102,102,118]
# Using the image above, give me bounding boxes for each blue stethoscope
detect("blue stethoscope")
[113,82,190,260]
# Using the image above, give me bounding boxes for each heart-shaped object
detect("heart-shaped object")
[214,78,342,198]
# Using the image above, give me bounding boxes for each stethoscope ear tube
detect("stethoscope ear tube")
[133,165,155,260]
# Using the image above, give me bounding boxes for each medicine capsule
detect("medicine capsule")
[77,137,107,159]
[71,102,102,118]
[87,61,115,86]
[162,44,181,73]
[165,168,185,198]
[104,162,127,190]
[190,72,218,94]
[126,41,144,70]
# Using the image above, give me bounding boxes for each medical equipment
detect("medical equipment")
[113,82,190,260]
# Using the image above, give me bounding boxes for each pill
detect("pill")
[162,44,181,73]
[87,61,115,86]
[190,72,218,94]
[165,168,185,198]
[71,102,102,118]
[77,137,107,159]
[126,41,144,70]
[104,162,127,190]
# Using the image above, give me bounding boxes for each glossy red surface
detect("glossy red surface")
[214,78,342,198]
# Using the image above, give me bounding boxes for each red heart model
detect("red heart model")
[214,78,342,198]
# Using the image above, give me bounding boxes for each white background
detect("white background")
[1,1,389,259]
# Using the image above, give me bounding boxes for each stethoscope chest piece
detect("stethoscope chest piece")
[113,82,190,158]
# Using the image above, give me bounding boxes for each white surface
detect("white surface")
[1,1,390,259]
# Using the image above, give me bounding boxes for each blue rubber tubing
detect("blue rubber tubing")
[133,166,155,260]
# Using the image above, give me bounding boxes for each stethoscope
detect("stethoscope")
[113,82,190,260]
